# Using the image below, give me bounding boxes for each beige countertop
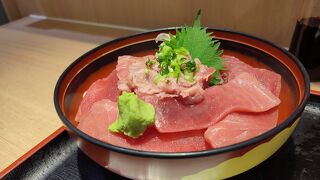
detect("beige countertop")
[0,16,139,173]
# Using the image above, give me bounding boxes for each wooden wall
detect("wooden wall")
[5,0,305,47]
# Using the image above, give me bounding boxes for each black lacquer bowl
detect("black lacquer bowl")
[54,28,309,179]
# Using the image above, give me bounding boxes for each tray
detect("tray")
[3,95,320,180]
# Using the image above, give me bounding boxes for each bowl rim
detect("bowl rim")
[54,27,310,159]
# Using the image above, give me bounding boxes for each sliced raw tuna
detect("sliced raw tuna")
[204,56,281,148]
[223,55,281,96]
[204,108,278,148]
[253,68,281,97]
[77,99,210,152]
[75,70,120,122]
[146,72,280,133]
[76,54,282,150]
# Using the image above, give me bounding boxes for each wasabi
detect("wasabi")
[109,92,155,138]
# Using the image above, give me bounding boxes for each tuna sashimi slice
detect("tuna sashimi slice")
[77,99,210,152]
[204,108,278,148]
[75,70,120,122]
[204,56,282,148]
[223,55,281,96]
[148,72,280,133]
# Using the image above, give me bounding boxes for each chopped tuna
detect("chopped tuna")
[116,55,214,104]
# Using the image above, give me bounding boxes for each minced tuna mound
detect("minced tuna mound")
[117,55,214,104]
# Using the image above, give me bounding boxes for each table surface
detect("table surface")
[0,16,139,172]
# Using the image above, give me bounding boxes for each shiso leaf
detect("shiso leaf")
[163,10,224,85]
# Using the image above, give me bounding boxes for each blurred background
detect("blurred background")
[0,0,309,47]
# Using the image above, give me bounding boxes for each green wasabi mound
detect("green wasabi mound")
[108,92,155,138]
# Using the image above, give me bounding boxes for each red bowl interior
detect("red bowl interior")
[54,28,310,157]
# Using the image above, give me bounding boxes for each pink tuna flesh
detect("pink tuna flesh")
[116,55,214,104]
[77,99,210,152]
[75,70,120,122]
[204,108,278,148]
[147,72,280,133]
[76,55,282,150]
[222,55,281,96]
[204,55,281,148]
